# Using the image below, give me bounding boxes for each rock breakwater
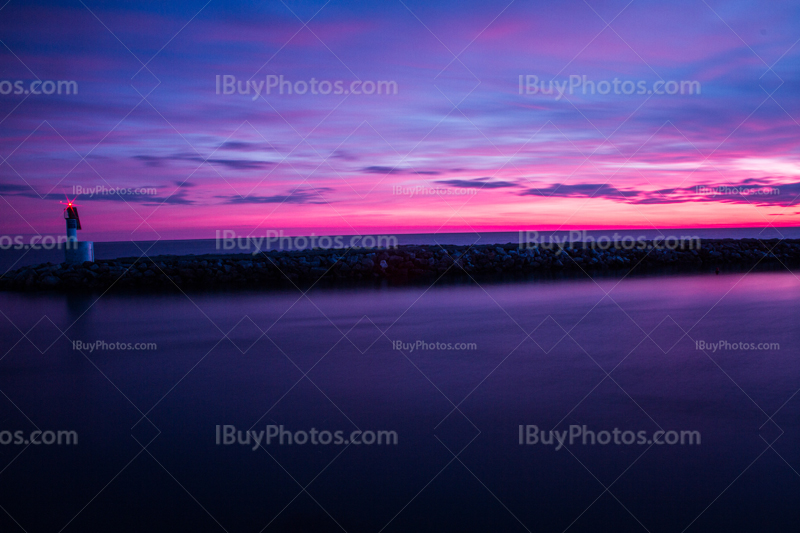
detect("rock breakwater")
[2,238,799,292]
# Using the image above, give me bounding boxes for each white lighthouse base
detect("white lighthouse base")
[65,241,94,264]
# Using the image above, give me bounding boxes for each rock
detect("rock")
[2,238,799,292]
[41,276,61,287]
[309,267,327,278]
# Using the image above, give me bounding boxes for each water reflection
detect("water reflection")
[0,272,798,531]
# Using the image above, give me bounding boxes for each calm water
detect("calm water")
[1,272,799,531]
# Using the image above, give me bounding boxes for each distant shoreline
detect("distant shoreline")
[2,238,799,293]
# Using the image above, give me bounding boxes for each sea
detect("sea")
[0,229,798,531]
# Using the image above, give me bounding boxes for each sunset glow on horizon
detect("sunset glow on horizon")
[1,0,798,241]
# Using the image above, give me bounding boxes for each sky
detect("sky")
[0,0,799,241]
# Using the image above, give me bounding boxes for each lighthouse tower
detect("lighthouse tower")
[63,203,94,263]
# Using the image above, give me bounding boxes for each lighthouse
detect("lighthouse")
[63,202,94,263]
